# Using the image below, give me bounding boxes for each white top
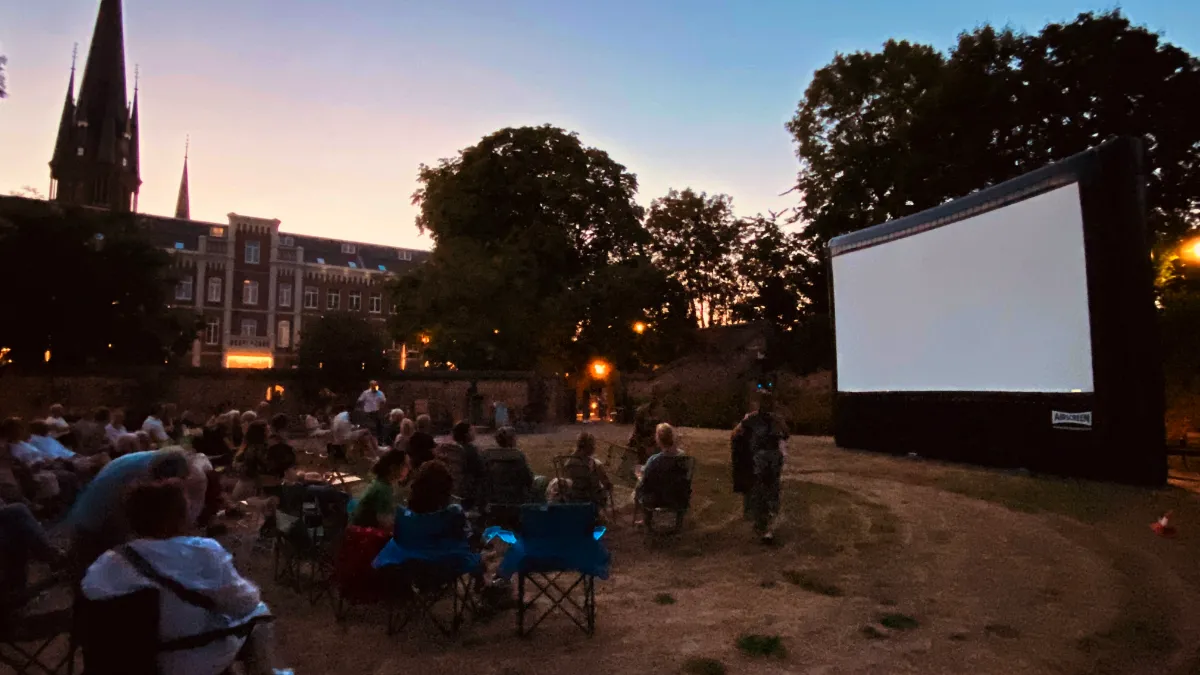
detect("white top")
[331,411,355,443]
[105,423,128,445]
[82,537,270,675]
[46,416,72,438]
[142,416,170,444]
[357,388,386,413]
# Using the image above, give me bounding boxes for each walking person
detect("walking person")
[357,380,387,443]
[731,390,789,543]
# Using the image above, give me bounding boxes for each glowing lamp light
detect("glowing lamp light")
[44,350,51,363]
[1190,240,1200,261]
[420,334,431,345]
[224,353,273,369]
[633,321,646,335]
[590,360,610,379]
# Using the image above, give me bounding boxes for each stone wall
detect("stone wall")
[0,369,566,427]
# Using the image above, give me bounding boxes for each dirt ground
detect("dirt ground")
[234,427,1200,675]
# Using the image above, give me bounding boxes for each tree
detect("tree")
[786,11,1200,377]
[297,312,389,394]
[396,125,670,372]
[0,54,7,99]
[9,186,44,199]
[0,205,194,368]
[645,188,741,327]
[788,12,1200,310]
[733,214,819,329]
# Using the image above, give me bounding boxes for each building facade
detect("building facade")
[32,0,429,370]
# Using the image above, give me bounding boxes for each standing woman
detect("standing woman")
[731,391,789,543]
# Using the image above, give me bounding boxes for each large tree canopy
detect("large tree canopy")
[0,205,193,368]
[789,11,1200,313]
[395,125,692,372]
[297,312,389,394]
[645,188,741,328]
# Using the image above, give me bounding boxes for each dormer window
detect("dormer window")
[209,226,225,238]
[174,242,185,250]
[377,265,387,272]
[398,250,413,261]
[76,147,84,156]
[316,257,325,265]
[280,236,294,247]
[348,262,357,269]
[341,243,356,254]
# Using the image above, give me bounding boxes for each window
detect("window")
[240,319,256,337]
[398,251,413,261]
[348,262,357,269]
[341,243,356,254]
[316,257,325,265]
[278,320,291,348]
[121,158,128,167]
[303,286,318,309]
[377,265,387,272]
[369,293,382,314]
[207,277,222,302]
[278,283,293,308]
[242,280,259,305]
[209,226,225,238]
[327,290,340,310]
[244,241,260,264]
[349,291,362,311]
[174,242,185,250]
[205,318,219,345]
[175,277,193,301]
[280,236,294,247]
[76,147,84,157]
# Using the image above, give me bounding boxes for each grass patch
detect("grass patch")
[984,624,1021,639]
[860,625,888,640]
[1077,617,1179,657]
[759,580,778,589]
[681,657,726,675]
[879,613,920,631]
[736,633,787,658]
[654,592,677,605]
[932,472,1147,523]
[781,570,844,597]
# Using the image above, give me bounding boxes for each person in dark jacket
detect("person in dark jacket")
[731,391,789,543]
[406,415,437,473]
[448,421,485,511]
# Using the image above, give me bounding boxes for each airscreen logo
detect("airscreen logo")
[1052,410,1092,430]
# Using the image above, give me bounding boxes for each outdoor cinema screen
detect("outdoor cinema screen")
[832,182,1094,394]
[827,137,1165,486]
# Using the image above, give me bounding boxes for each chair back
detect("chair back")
[642,455,695,511]
[434,443,467,499]
[482,452,530,507]
[553,455,603,505]
[75,587,161,675]
[520,503,597,542]
[392,508,468,551]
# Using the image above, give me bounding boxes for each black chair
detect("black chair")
[0,574,76,675]
[481,454,534,531]
[273,483,349,604]
[635,455,696,534]
[552,455,615,520]
[75,586,272,675]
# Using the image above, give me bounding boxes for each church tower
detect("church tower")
[48,0,141,212]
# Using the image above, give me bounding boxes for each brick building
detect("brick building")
[23,0,430,369]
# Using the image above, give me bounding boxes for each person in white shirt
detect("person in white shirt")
[356,381,387,442]
[81,478,279,675]
[331,405,377,459]
[141,404,171,446]
[105,409,129,446]
[45,404,72,439]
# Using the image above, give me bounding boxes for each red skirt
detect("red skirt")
[334,526,391,603]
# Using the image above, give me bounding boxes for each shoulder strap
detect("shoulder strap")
[117,544,219,612]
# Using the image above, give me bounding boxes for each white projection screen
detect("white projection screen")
[832,183,1094,394]
[827,137,1166,486]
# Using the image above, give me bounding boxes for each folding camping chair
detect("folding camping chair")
[273,483,349,604]
[374,508,481,638]
[75,585,273,675]
[552,455,616,521]
[0,573,76,675]
[634,455,695,535]
[481,454,534,531]
[496,503,610,637]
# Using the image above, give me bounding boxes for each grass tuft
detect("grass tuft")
[681,657,727,675]
[736,633,787,658]
[781,570,844,597]
[654,592,677,605]
[860,625,888,640]
[879,613,920,631]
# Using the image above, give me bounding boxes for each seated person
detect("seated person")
[448,421,485,511]
[562,431,613,509]
[382,409,406,450]
[480,426,536,509]
[28,420,109,476]
[350,449,409,529]
[81,479,277,675]
[66,449,201,571]
[406,415,437,472]
[2,418,81,507]
[141,403,173,447]
[45,403,72,439]
[104,409,129,447]
[331,405,378,459]
[0,499,65,603]
[634,423,689,525]
[75,407,115,457]
[232,421,272,500]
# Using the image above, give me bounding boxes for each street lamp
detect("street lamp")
[633,321,647,335]
[590,359,610,379]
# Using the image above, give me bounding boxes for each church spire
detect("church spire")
[50,0,141,211]
[175,137,190,220]
[50,45,78,171]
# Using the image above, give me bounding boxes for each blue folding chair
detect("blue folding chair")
[373,506,481,637]
[490,503,609,637]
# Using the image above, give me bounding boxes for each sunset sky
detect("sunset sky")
[1,1,1195,249]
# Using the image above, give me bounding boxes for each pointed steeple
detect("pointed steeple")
[175,138,191,220]
[76,0,128,164]
[50,45,78,170]
[127,66,140,177]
